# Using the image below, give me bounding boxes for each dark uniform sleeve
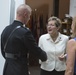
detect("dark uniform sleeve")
[23,30,47,62]
[1,37,5,58]
[1,26,9,59]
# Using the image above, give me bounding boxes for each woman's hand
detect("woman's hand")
[58,54,67,61]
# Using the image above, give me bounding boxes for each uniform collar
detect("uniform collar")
[12,20,23,26]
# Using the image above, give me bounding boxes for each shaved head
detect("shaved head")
[16,4,32,24]
[17,4,32,15]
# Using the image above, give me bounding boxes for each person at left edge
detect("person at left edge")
[1,4,47,75]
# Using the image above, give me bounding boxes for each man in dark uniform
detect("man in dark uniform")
[1,4,47,75]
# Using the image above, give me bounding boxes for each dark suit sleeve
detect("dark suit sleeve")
[23,30,47,61]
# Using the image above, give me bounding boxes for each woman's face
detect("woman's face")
[47,20,59,35]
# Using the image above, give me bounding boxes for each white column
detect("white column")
[0,0,11,34]
[69,0,76,17]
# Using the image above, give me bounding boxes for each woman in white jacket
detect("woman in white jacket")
[38,16,68,75]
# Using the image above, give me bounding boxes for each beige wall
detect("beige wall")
[26,0,70,19]
[59,0,70,19]
[26,0,54,17]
